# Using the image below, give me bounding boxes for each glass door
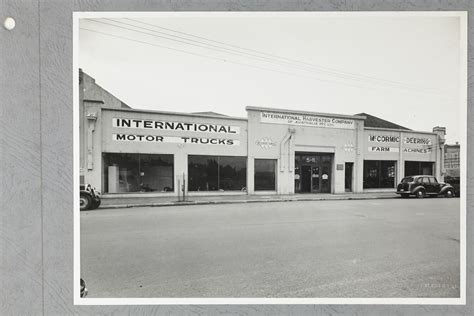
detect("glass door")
[311,166,320,192]
[320,164,331,193]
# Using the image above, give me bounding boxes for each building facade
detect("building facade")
[444,143,461,177]
[79,71,447,197]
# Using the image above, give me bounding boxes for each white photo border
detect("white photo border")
[73,11,467,305]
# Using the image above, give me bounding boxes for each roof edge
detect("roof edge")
[364,126,437,135]
[101,106,248,121]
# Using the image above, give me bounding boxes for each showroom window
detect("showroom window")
[404,161,433,177]
[363,160,396,189]
[103,153,174,193]
[188,155,247,191]
[254,159,277,191]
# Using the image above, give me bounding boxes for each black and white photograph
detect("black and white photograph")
[74,12,466,304]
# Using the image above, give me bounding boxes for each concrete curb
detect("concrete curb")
[98,195,399,210]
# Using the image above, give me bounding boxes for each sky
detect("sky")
[78,13,463,143]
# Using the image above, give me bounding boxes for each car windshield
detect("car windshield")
[401,177,414,183]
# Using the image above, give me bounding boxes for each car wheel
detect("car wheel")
[415,190,425,199]
[80,193,92,211]
[401,193,409,198]
[90,198,101,210]
[445,189,454,198]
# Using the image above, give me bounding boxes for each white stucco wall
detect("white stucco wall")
[363,128,440,185]
[84,107,248,195]
[81,104,443,196]
[246,107,365,194]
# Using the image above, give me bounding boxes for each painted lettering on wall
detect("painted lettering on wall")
[404,137,432,145]
[113,133,239,146]
[368,146,399,153]
[260,112,355,129]
[113,118,240,134]
[368,135,400,143]
[403,147,432,154]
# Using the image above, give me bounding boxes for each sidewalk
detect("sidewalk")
[98,192,399,209]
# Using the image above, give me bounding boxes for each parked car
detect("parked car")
[444,176,460,197]
[80,278,88,297]
[80,184,101,210]
[396,175,455,198]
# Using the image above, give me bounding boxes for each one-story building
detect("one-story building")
[79,70,447,197]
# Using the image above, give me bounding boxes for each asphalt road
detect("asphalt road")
[80,198,460,298]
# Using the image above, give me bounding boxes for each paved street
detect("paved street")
[80,198,460,298]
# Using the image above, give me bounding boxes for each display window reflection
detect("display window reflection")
[363,160,396,188]
[103,153,174,193]
[188,155,247,191]
[254,159,277,191]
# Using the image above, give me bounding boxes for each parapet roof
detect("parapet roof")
[355,112,411,131]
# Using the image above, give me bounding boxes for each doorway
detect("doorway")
[301,165,312,192]
[345,162,354,192]
[295,152,332,193]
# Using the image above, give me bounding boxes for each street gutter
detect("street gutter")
[97,194,399,210]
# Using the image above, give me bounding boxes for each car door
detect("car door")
[429,177,441,194]
[422,177,433,194]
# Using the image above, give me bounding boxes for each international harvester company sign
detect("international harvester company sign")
[260,111,356,129]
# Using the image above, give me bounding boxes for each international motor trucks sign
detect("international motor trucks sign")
[260,112,356,129]
[112,118,240,146]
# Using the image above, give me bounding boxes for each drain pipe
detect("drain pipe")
[280,128,296,172]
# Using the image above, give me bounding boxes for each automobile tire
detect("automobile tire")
[80,193,92,211]
[415,190,425,199]
[91,198,101,210]
[445,189,454,198]
[401,193,409,198]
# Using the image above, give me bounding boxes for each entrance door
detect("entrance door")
[311,166,320,192]
[301,165,312,193]
[320,164,331,193]
[345,162,353,192]
[295,152,333,193]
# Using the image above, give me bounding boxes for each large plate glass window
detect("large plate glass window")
[103,153,174,193]
[254,159,277,191]
[404,161,434,177]
[188,155,247,191]
[363,160,396,189]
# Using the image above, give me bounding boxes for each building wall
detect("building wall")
[444,144,460,177]
[81,105,444,195]
[79,70,129,183]
[84,106,248,195]
[246,108,365,194]
[363,128,441,184]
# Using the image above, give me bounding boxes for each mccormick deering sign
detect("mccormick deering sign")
[367,134,433,154]
[260,112,355,129]
[112,118,241,146]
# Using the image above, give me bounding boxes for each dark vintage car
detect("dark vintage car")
[396,175,455,198]
[80,278,88,297]
[80,184,101,211]
[444,176,460,197]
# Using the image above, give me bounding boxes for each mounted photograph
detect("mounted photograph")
[74,12,466,304]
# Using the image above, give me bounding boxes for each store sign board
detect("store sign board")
[113,134,239,146]
[403,147,432,154]
[260,112,355,129]
[113,118,240,134]
[368,146,399,153]
[368,135,400,143]
[368,135,433,145]
[403,136,432,145]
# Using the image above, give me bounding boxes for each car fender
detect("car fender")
[411,185,426,193]
[439,185,454,194]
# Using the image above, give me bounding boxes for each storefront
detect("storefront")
[80,102,445,196]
